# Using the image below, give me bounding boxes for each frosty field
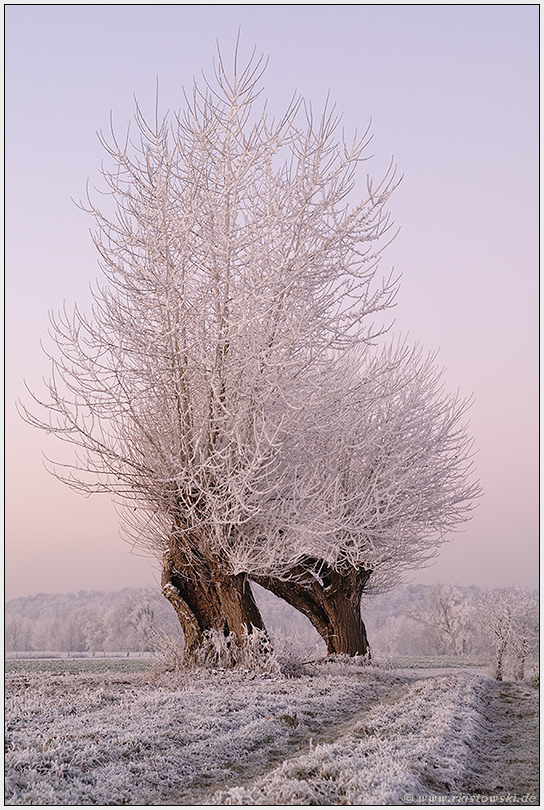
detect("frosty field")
[5,659,539,806]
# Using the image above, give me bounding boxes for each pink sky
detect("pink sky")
[5,5,538,600]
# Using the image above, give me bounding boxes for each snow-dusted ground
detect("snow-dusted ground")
[4,660,539,806]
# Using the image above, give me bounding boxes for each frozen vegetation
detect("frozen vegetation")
[5,659,539,806]
[5,582,538,804]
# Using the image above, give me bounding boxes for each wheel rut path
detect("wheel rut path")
[460,679,539,806]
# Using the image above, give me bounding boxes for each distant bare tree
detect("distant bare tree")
[405,582,479,656]
[5,615,33,652]
[80,607,108,655]
[48,611,87,653]
[480,586,538,680]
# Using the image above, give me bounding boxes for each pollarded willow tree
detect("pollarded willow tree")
[249,342,480,655]
[22,46,480,662]
[22,47,401,658]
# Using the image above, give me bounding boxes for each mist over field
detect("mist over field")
[6,583,538,675]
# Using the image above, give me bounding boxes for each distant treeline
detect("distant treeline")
[4,584,319,654]
[5,583,538,675]
[5,588,178,653]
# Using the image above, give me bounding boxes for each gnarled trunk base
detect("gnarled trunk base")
[162,546,266,664]
[252,561,371,657]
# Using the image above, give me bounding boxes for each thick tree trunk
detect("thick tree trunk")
[161,544,266,662]
[161,552,223,655]
[252,561,372,657]
[215,573,267,644]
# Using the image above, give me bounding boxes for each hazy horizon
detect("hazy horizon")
[5,6,538,601]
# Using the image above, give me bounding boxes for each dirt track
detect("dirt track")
[461,679,539,806]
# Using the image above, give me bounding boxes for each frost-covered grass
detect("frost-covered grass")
[5,658,156,675]
[215,672,488,805]
[5,663,402,805]
[5,662,538,806]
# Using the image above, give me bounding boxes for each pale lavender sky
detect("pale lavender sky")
[5,6,538,600]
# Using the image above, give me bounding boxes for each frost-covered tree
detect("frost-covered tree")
[507,589,539,681]
[21,45,480,662]
[480,586,539,680]
[405,582,479,656]
[21,46,399,659]
[121,593,159,652]
[48,610,88,653]
[80,607,108,655]
[252,350,480,656]
[5,615,34,652]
